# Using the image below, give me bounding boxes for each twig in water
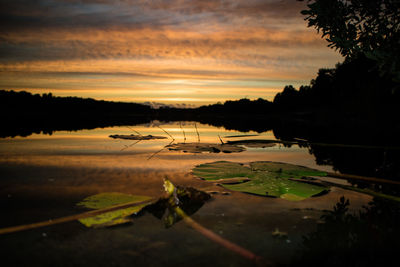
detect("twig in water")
[194,123,200,142]
[163,178,269,266]
[147,140,175,160]
[218,135,224,144]
[179,211,267,266]
[127,126,143,136]
[157,125,175,141]
[0,199,155,235]
[120,139,142,151]
[326,172,400,185]
[179,122,186,143]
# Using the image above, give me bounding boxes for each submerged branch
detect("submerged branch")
[177,207,268,266]
[179,122,186,143]
[326,172,400,186]
[194,123,200,142]
[0,198,155,235]
[121,139,142,151]
[163,178,269,266]
[127,126,143,137]
[147,140,175,160]
[157,125,175,141]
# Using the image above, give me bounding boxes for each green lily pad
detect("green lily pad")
[192,161,251,180]
[77,192,153,228]
[250,161,328,177]
[192,161,329,201]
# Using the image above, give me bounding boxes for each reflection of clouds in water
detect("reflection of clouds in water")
[0,148,332,173]
[0,157,368,212]
[0,122,333,174]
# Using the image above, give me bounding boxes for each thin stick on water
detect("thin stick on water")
[163,178,269,266]
[218,135,224,144]
[326,172,400,185]
[0,199,155,235]
[179,122,186,143]
[157,125,175,141]
[194,123,200,142]
[127,126,142,136]
[178,210,268,266]
[147,140,174,160]
[120,139,142,151]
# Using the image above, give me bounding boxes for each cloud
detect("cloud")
[0,0,321,64]
[0,0,343,103]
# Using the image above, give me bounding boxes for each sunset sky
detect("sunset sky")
[0,0,342,106]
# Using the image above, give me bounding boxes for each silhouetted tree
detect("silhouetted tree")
[301,0,400,82]
[273,85,301,110]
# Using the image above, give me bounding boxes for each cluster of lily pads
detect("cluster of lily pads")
[76,180,210,228]
[76,161,333,228]
[110,130,284,154]
[165,139,278,154]
[192,161,329,201]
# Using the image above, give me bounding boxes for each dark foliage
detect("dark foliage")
[301,0,400,81]
[273,55,400,119]
[197,98,273,115]
[295,196,400,266]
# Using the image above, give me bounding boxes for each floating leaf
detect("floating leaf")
[109,134,167,140]
[226,139,277,148]
[222,174,327,201]
[166,142,245,153]
[224,134,260,138]
[250,161,328,177]
[192,161,251,180]
[192,161,329,201]
[77,192,153,228]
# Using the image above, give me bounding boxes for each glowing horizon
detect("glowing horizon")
[0,0,342,106]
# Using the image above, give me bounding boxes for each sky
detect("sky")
[0,0,342,107]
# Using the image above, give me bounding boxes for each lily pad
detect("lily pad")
[192,161,251,180]
[166,142,245,153]
[109,134,167,140]
[226,139,277,148]
[224,134,260,138]
[192,161,328,201]
[250,161,328,177]
[77,192,153,227]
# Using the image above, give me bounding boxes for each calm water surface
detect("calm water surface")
[0,121,373,266]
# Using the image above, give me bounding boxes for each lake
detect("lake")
[0,121,394,266]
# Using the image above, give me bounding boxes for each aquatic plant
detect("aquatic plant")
[192,161,329,200]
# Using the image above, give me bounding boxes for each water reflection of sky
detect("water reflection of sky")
[0,122,333,173]
[0,121,375,267]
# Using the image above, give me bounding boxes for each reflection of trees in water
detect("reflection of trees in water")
[309,146,399,180]
[307,144,400,198]
[272,118,400,181]
[294,197,400,266]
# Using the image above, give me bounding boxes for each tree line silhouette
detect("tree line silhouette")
[1,55,399,138]
[0,90,153,137]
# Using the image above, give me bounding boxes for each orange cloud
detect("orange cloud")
[0,0,343,105]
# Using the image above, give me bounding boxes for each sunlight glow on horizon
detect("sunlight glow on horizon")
[0,0,343,105]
